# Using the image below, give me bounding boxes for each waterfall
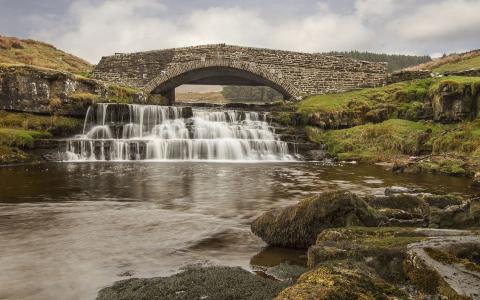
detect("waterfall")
[64,103,295,162]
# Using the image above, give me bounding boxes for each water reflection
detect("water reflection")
[0,162,474,299]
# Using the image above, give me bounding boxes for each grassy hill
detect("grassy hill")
[0,36,92,74]
[406,50,480,73]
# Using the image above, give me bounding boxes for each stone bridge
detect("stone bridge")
[92,44,387,103]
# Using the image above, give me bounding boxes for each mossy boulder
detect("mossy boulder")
[307,227,427,283]
[251,191,384,249]
[274,260,406,300]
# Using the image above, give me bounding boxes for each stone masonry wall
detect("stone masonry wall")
[92,44,388,98]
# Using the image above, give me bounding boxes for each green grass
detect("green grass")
[297,77,480,123]
[307,116,480,164]
[0,110,83,136]
[433,55,480,73]
[68,92,101,103]
[0,110,83,164]
[107,85,142,103]
[0,128,50,148]
[306,119,442,161]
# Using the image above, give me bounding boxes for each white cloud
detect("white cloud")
[33,0,376,62]
[31,0,480,62]
[388,0,480,41]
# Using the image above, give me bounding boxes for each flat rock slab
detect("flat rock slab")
[96,266,288,300]
[406,234,480,299]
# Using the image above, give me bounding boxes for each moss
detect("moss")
[425,247,480,273]
[0,110,82,136]
[271,111,294,126]
[107,85,141,103]
[306,119,441,162]
[68,92,101,103]
[0,128,50,148]
[275,260,406,300]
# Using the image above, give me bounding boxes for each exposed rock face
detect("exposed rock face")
[251,191,383,249]
[0,65,147,116]
[431,81,479,122]
[275,260,406,300]
[96,266,288,300]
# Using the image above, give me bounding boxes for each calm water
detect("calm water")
[0,162,474,300]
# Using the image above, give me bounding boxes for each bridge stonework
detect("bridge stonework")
[92,44,387,102]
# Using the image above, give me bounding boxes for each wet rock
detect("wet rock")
[366,194,429,218]
[96,266,288,300]
[403,234,480,299]
[423,193,464,209]
[429,197,480,228]
[275,260,406,300]
[264,263,307,282]
[251,191,383,249]
[384,186,412,195]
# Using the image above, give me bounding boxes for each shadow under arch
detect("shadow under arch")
[143,59,301,104]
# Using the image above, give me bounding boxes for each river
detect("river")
[0,161,474,300]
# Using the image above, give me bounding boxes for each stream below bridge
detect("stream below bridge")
[0,161,475,300]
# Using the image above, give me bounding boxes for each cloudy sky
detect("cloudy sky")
[1,0,479,63]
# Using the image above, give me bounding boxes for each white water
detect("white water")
[64,103,294,161]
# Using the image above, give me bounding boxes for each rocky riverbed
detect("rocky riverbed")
[96,187,480,299]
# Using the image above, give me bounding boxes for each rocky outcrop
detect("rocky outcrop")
[252,189,479,249]
[251,191,383,249]
[96,266,288,300]
[0,64,148,116]
[431,80,480,122]
[275,260,406,300]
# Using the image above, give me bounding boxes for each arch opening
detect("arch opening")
[144,63,299,105]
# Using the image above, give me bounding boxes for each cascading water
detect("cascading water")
[63,103,295,162]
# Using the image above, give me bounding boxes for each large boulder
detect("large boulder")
[275,260,406,300]
[96,266,288,300]
[251,191,383,249]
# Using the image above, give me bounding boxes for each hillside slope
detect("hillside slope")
[406,50,480,73]
[0,36,92,74]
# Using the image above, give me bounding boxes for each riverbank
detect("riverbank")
[273,75,480,187]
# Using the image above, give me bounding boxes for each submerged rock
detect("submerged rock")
[275,260,406,300]
[96,266,288,300]
[251,191,383,249]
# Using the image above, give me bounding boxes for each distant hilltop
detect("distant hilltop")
[0,35,92,74]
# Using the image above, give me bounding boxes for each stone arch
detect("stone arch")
[143,59,301,101]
